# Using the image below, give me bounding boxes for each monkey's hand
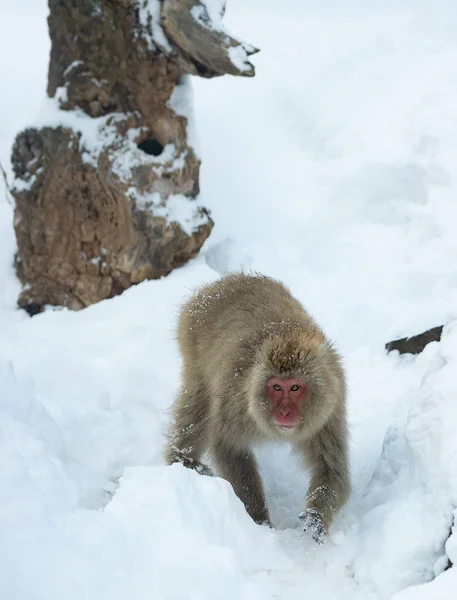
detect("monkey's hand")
[194,462,214,477]
[299,508,327,545]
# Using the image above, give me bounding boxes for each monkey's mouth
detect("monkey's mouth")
[273,417,298,430]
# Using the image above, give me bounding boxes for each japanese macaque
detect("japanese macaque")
[165,272,350,543]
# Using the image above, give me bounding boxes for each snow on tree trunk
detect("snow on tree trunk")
[11,0,258,313]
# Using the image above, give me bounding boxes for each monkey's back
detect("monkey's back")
[178,273,318,383]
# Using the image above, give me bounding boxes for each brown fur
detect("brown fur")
[165,272,350,540]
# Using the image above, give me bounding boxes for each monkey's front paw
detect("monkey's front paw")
[194,463,214,477]
[299,508,327,545]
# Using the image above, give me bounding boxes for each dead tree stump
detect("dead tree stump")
[11,0,258,312]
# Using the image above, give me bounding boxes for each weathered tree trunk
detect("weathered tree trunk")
[12,0,258,313]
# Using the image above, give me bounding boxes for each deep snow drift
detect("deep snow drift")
[1,1,457,598]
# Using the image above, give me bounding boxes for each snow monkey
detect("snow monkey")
[165,272,350,543]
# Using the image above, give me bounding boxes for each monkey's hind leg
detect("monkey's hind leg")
[212,442,271,526]
[165,389,214,477]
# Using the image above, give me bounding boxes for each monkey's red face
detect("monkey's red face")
[266,377,307,430]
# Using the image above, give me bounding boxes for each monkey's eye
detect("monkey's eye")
[290,384,300,392]
[273,384,283,391]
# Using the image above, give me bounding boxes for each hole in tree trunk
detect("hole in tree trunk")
[137,138,164,156]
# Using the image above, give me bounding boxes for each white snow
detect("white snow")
[63,60,83,76]
[54,84,68,104]
[200,0,226,25]
[1,0,457,599]
[130,189,208,235]
[154,194,211,236]
[227,44,254,72]
[8,97,126,172]
[135,0,172,53]
[168,75,201,156]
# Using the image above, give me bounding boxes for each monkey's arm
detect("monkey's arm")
[164,387,214,477]
[212,441,271,526]
[298,410,350,543]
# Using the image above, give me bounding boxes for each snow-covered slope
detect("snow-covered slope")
[1,1,457,598]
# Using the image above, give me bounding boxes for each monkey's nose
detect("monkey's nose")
[280,406,291,417]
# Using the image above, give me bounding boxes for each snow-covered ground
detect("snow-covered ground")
[1,1,457,598]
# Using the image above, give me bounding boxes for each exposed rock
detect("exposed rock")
[12,0,258,312]
[385,325,444,355]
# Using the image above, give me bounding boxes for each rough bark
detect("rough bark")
[12,0,258,313]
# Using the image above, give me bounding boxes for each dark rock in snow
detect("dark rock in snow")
[385,325,444,355]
